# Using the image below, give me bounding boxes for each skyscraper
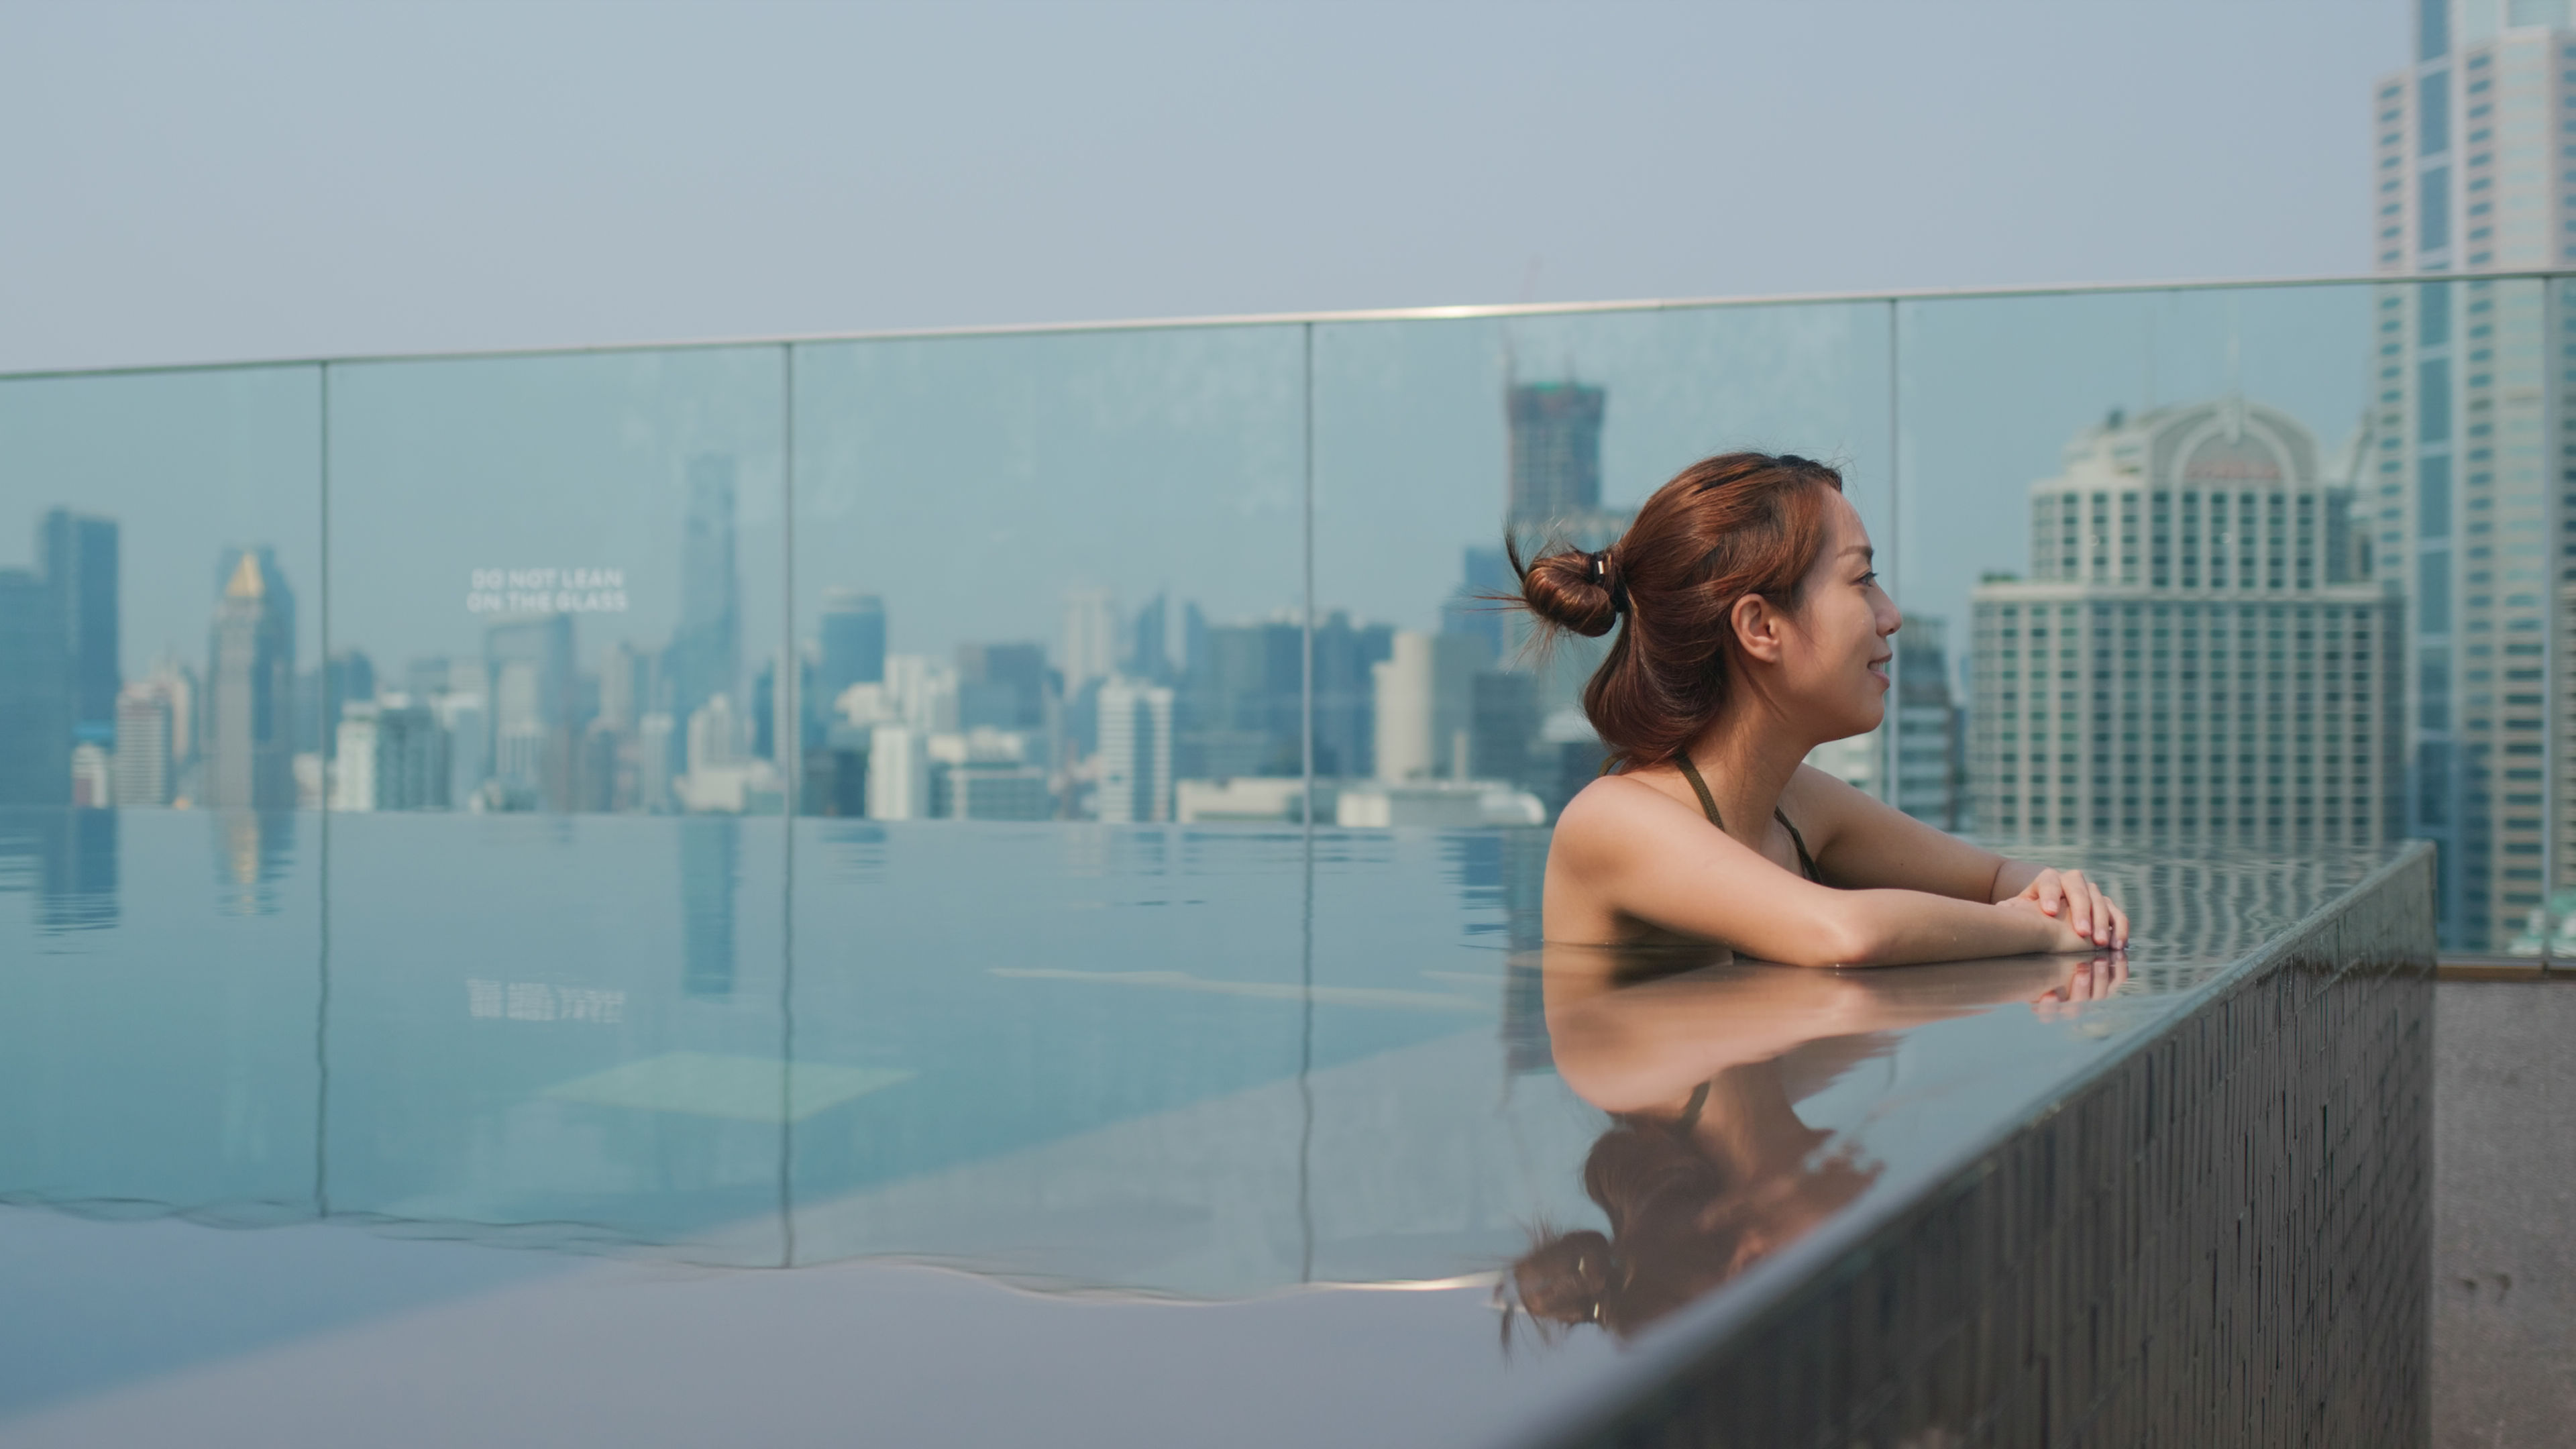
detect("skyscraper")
[205,548,296,810]
[1507,381,1607,524]
[486,612,574,810]
[2375,0,2576,945]
[597,639,645,735]
[1061,587,1118,694]
[1312,612,1393,778]
[957,641,1050,732]
[1969,400,2402,844]
[817,589,887,705]
[1892,615,1966,828]
[333,702,449,811]
[113,685,173,807]
[319,649,375,761]
[667,453,740,729]
[1500,380,1625,739]
[0,568,70,805]
[1373,631,1493,782]
[331,704,381,811]
[1177,617,1302,778]
[1126,593,1172,683]
[40,509,118,747]
[865,724,929,820]
[1096,679,1175,822]
[1440,547,1513,655]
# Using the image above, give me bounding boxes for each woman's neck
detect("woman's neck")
[1681,695,1815,847]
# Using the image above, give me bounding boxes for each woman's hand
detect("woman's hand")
[1993,894,2100,953]
[1999,867,2128,949]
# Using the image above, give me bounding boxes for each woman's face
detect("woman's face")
[1776,490,1901,739]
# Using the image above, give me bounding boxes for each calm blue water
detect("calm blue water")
[0,807,2406,1446]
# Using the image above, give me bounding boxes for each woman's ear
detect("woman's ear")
[1731,594,1785,664]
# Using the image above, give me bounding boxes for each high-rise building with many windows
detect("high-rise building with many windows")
[817,590,887,705]
[1506,381,1606,525]
[666,453,740,729]
[1095,678,1175,823]
[205,547,297,810]
[40,509,117,748]
[2375,0,2576,946]
[113,685,172,807]
[0,568,69,806]
[1969,400,2403,844]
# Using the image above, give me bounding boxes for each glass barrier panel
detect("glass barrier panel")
[0,364,327,1222]
[1889,282,2474,933]
[1297,304,1893,1291]
[779,326,1309,1267]
[786,326,1308,825]
[1308,303,1896,825]
[323,347,792,1259]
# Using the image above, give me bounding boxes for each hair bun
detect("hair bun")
[1511,1228,1614,1326]
[1519,547,1621,638]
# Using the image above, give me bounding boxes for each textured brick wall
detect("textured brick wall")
[1570,851,2435,1449]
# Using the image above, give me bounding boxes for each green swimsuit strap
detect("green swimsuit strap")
[1673,753,1820,883]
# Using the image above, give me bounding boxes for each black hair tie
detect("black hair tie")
[1588,550,1629,617]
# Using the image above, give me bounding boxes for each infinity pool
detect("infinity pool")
[0,808,2410,1446]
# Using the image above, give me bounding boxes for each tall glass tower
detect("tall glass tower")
[1505,381,1606,525]
[205,547,296,810]
[2377,0,2576,948]
[39,509,117,747]
[665,453,740,730]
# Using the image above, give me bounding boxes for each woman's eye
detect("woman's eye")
[1858,571,1878,588]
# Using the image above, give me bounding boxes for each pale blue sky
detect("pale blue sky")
[3,0,2408,374]
[0,0,2428,677]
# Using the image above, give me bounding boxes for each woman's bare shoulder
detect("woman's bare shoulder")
[1552,772,1701,857]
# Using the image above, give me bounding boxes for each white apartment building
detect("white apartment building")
[1095,678,1175,823]
[112,686,172,807]
[2376,0,2576,946]
[1970,400,2403,844]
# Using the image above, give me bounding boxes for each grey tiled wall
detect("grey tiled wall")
[1574,848,2436,1449]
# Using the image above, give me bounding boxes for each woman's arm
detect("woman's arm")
[1552,780,2094,967]
[1786,767,2129,948]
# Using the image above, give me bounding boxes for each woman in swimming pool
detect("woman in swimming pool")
[1518,451,2127,963]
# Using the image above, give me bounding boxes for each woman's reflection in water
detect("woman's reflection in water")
[1505,943,2127,1343]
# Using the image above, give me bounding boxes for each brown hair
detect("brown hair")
[1508,451,1845,770]
[1504,1114,1876,1345]
[1507,1122,1741,1342]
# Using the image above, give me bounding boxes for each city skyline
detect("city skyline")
[1,368,2410,841]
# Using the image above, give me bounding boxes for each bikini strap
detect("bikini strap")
[1774,808,1820,884]
[1668,1079,1713,1138]
[1676,753,1820,883]
[1672,753,1725,828]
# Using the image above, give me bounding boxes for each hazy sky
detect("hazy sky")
[3,0,2409,375]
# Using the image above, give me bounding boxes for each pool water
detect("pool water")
[0,808,2405,1446]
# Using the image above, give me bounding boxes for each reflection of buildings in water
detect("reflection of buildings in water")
[212,808,296,916]
[0,808,119,932]
[681,816,737,998]
[1444,828,1553,1075]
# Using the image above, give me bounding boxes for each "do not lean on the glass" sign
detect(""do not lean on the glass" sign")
[466,567,631,614]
